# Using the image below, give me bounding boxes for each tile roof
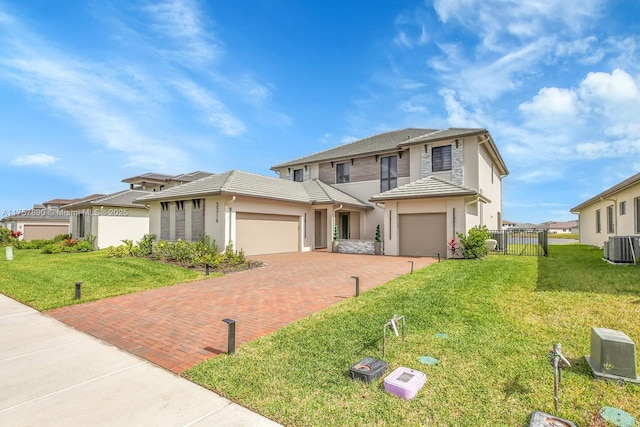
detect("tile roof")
[369,176,485,202]
[135,170,372,209]
[121,172,174,183]
[270,128,436,169]
[571,171,640,212]
[1,209,71,222]
[121,171,214,184]
[61,190,150,209]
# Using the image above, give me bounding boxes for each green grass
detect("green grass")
[185,245,640,426]
[549,233,579,240]
[0,249,207,310]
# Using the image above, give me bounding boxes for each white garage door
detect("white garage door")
[23,224,69,241]
[399,213,447,257]
[236,213,299,255]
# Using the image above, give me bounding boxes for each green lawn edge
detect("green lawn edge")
[0,249,208,310]
[185,245,640,426]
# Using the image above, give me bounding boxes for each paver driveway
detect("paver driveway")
[47,252,437,374]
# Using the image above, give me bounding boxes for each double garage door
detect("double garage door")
[399,213,447,257]
[236,213,299,256]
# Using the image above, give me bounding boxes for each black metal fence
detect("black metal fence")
[487,228,548,256]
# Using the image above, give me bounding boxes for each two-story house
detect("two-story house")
[137,128,508,257]
[62,171,213,249]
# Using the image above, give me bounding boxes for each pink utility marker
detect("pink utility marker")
[383,367,426,400]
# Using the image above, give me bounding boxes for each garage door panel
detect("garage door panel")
[399,213,446,257]
[23,224,69,241]
[236,213,299,256]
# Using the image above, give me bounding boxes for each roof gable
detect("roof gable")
[370,176,485,202]
[135,170,372,209]
[571,171,640,212]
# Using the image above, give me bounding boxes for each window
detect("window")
[78,213,85,238]
[607,205,614,233]
[380,156,397,192]
[595,209,601,233]
[620,201,626,215]
[635,197,640,233]
[336,162,350,183]
[293,168,304,182]
[432,145,452,172]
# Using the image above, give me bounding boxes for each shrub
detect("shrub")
[53,234,72,242]
[138,234,156,256]
[0,227,16,246]
[456,225,491,259]
[14,239,52,249]
[375,225,381,243]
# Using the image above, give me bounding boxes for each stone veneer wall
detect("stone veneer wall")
[337,239,377,255]
[420,140,464,183]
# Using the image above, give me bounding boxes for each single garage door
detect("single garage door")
[23,224,69,241]
[236,213,299,255]
[399,213,446,257]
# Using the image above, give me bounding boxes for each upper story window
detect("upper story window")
[607,205,614,233]
[293,168,304,182]
[432,145,452,172]
[336,162,350,183]
[620,200,626,215]
[595,209,601,233]
[380,156,397,192]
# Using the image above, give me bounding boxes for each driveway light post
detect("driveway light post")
[351,276,360,297]
[222,318,236,354]
[75,282,83,300]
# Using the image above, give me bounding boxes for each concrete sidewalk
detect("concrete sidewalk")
[0,294,281,427]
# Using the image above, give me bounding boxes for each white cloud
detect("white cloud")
[11,154,59,166]
[172,79,246,136]
[579,68,639,103]
[143,0,222,64]
[439,88,481,127]
[519,87,579,118]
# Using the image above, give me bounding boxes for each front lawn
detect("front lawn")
[0,249,206,310]
[185,245,640,426]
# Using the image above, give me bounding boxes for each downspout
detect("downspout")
[225,196,236,248]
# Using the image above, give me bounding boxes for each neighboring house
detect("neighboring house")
[570,171,640,247]
[502,220,517,229]
[537,221,578,234]
[0,195,103,241]
[138,128,508,258]
[62,190,150,249]
[122,171,213,192]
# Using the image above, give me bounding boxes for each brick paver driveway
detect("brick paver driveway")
[47,252,437,373]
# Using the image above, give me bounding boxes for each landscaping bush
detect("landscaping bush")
[107,234,247,271]
[40,236,95,254]
[456,225,491,259]
[0,227,17,246]
[15,239,54,249]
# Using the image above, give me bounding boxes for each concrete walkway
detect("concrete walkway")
[0,294,281,427]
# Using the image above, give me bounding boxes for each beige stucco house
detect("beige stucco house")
[137,128,508,257]
[0,196,103,241]
[570,171,640,247]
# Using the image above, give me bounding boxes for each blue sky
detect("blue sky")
[1,0,639,224]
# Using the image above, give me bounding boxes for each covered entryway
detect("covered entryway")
[399,213,447,257]
[236,212,299,255]
[23,224,69,241]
